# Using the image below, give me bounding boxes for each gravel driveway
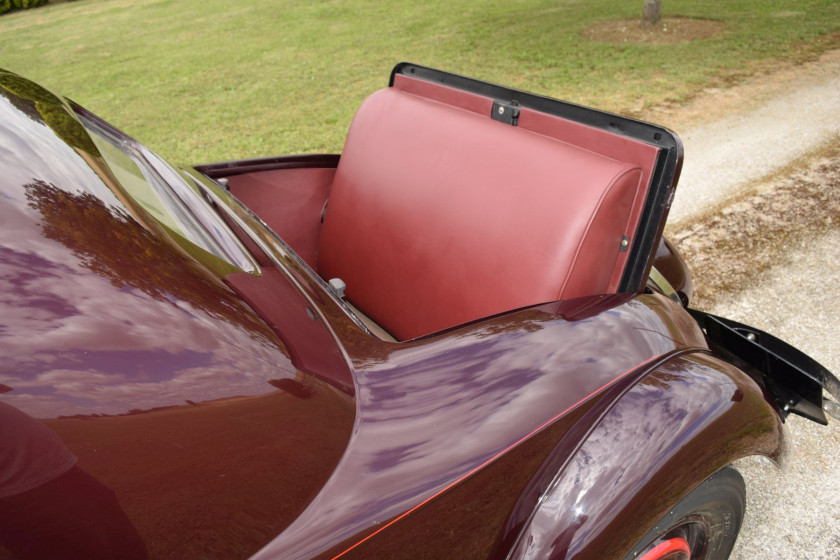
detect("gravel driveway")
[658,49,840,558]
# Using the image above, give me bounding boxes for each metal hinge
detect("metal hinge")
[491,100,520,126]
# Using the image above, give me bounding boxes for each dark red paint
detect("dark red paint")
[653,236,694,305]
[0,67,794,560]
[0,72,354,559]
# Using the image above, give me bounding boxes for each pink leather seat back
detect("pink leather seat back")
[318,85,644,341]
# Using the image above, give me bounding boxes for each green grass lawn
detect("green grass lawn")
[2,0,839,165]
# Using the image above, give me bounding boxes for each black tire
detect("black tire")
[624,466,746,560]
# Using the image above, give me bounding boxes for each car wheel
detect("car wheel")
[624,466,746,560]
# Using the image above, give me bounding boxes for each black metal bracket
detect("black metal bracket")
[689,308,838,425]
[491,100,520,126]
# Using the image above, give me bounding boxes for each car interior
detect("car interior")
[213,71,665,342]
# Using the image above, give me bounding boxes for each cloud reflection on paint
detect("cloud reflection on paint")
[0,90,295,420]
[258,296,688,559]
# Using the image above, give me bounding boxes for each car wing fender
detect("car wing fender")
[502,351,785,560]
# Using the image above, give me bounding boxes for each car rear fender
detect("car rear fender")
[652,236,693,306]
[503,352,785,560]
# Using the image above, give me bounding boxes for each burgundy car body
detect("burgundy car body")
[0,65,834,560]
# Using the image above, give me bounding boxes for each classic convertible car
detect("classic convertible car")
[0,64,837,560]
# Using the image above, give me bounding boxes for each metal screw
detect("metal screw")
[620,238,629,248]
[498,106,505,115]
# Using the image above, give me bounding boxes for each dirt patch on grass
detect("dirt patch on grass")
[667,142,840,308]
[582,17,725,44]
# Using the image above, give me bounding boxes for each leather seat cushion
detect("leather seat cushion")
[318,87,643,340]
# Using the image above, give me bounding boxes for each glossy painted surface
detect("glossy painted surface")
[653,237,694,305]
[506,353,782,560]
[0,72,355,559]
[250,293,718,559]
[0,68,791,560]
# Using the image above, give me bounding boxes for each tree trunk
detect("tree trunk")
[642,0,662,27]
